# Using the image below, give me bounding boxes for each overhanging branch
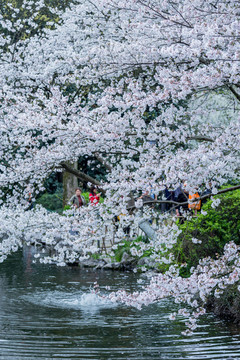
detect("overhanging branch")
[61,162,102,187]
[229,86,240,102]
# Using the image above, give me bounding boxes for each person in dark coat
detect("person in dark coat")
[175,182,189,222]
[161,187,174,213]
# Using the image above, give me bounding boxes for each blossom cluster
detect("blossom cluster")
[0,0,239,335]
[106,242,240,335]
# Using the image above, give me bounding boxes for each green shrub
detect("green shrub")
[63,204,71,211]
[36,191,63,213]
[110,236,152,263]
[112,240,132,262]
[82,192,90,203]
[173,189,240,275]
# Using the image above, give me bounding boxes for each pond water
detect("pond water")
[0,247,240,359]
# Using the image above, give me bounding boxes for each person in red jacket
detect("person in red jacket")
[89,186,101,205]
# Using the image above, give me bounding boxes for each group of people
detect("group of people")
[162,182,212,219]
[136,181,212,222]
[69,186,101,209]
[70,182,212,223]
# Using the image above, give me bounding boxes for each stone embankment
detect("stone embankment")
[78,252,157,272]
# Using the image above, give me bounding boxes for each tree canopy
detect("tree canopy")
[0,0,240,335]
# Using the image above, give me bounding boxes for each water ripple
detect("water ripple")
[0,251,240,359]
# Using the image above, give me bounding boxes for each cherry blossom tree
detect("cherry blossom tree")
[0,0,240,334]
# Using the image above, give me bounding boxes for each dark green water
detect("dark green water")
[0,247,240,359]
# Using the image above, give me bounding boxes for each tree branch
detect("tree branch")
[229,86,240,102]
[186,136,214,142]
[94,154,112,172]
[61,162,102,187]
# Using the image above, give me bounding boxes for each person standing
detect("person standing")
[175,182,189,221]
[89,186,101,205]
[138,190,153,203]
[69,188,86,208]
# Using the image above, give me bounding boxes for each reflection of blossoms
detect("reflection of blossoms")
[169,313,176,320]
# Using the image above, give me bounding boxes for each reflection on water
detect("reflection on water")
[0,247,239,359]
